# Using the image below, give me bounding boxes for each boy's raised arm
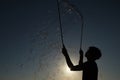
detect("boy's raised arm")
[62,44,74,68]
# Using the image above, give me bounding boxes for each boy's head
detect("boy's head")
[85,46,102,61]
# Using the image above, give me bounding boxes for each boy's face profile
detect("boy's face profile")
[85,47,102,61]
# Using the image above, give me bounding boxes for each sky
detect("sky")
[0,0,120,80]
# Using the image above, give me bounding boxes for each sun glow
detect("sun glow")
[63,65,74,75]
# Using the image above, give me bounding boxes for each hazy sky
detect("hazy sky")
[0,0,120,80]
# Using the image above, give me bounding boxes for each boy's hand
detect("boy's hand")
[79,48,83,56]
[62,44,67,56]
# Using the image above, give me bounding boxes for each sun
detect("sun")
[65,66,72,73]
[63,65,74,75]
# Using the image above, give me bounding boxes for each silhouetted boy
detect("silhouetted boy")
[62,45,102,80]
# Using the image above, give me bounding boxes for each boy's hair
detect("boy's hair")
[85,46,102,60]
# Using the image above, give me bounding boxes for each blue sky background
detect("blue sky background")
[0,0,120,80]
